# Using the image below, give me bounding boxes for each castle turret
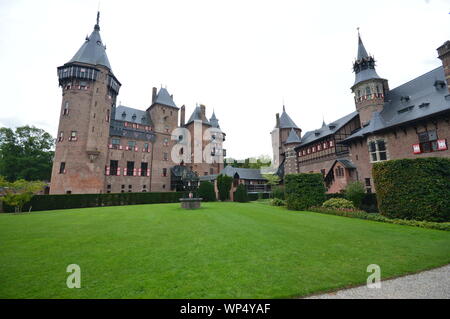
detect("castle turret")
[438,40,450,91]
[50,12,121,194]
[351,31,389,126]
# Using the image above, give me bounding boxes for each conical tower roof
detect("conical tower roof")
[285,128,301,144]
[68,12,112,70]
[153,87,177,108]
[279,106,299,129]
[209,111,220,128]
[352,32,382,88]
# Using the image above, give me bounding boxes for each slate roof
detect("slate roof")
[279,110,299,129]
[115,105,152,125]
[352,34,383,87]
[186,106,211,126]
[343,66,450,142]
[285,128,301,144]
[153,88,177,108]
[209,111,220,128]
[220,166,266,181]
[336,159,356,169]
[295,111,358,149]
[69,13,112,70]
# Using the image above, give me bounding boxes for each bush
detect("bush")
[360,193,378,213]
[217,174,233,201]
[197,181,216,202]
[309,207,450,231]
[234,184,249,202]
[285,173,326,210]
[373,158,450,222]
[248,193,258,201]
[270,198,286,206]
[2,192,185,213]
[322,198,355,210]
[271,186,285,200]
[345,181,365,209]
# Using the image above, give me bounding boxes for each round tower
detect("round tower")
[50,12,121,194]
[351,32,389,126]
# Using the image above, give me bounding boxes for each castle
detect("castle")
[50,13,225,194]
[273,33,450,193]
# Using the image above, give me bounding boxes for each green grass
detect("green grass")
[0,202,449,299]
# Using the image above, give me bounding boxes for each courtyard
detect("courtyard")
[0,202,449,299]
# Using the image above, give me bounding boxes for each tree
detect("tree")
[197,181,216,202]
[0,126,55,182]
[216,174,233,201]
[225,155,271,169]
[234,184,249,202]
[0,178,45,212]
[345,181,366,209]
[262,174,280,186]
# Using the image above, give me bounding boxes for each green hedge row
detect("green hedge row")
[326,193,378,213]
[309,207,450,231]
[285,173,326,210]
[2,192,186,212]
[234,184,249,202]
[373,158,450,222]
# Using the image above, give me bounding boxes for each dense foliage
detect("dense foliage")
[224,155,271,169]
[285,173,326,210]
[326,192,378,213]
[234,184,249,202]
[2,192,185,213]
[270,198,286,206]
[271,185,285,200]
[373,158,450,222]
[216,174,233,201]
[0,177,45,212]
[197,181,216,202]
[0,126,54,182]
[344,181,365,209]
[322,198,355,210]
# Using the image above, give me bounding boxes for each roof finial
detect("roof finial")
[94,11,100,31]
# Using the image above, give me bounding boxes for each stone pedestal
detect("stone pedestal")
[180,198,203,209]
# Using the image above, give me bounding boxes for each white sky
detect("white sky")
[0,0,449,159]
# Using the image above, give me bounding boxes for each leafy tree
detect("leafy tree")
[345,181,366,209]
[263,174,280,186]
[197,181,216,202]
[0,178,45,212]
[0,126,55,182]
[225,155,271,169]
[234,184,249,202]
[216,174,233,201]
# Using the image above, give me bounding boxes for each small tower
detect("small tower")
[284,128,301,174]
[50,12,121,194]
[209,111,220,128]
[351,31,389,126]
[437,40,450,91]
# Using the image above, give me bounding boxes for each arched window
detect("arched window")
[357,90,361,98]
[365,86,371,96]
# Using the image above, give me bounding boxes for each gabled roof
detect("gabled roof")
[295,111,358,149]
[344,66,450,142]
[285,128,301,144]
[115,105,152,125]
[186,106,211,126]
[279,109,299,129]
[220,166,266,180]
[69,12,112,70]
[153,88,177,108]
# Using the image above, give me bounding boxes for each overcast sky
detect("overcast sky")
[0,0,449,159]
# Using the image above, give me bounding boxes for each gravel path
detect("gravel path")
[305,264,450,299]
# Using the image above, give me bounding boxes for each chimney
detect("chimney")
[200,104,206,120]
[152,87,157,104]
[180,105,185,126]
[438,40,450,91]
[275,113,280,128]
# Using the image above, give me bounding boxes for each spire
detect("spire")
[357,28,368,60]
[352,29,382,88]
[68,11,112,70]
[279,107,299,129]
[210,110,220,128]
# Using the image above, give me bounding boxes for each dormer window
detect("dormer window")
[314,131,320,137]
[400,96,410,102]
[419,103,430,108]
[434,80,446,89]
[121,111,126,118]
[329,124,336,130]
[132,114,137,121]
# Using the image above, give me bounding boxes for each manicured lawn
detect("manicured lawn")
[0,202,449,298]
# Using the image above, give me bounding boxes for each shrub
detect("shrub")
[285,173,326,210]
[345,181,365,209]
[270,198,286,206]
[309,207,450,231]
[248,193,258,201]
[217,174,233,201]
[373,158,450,222]
[271,186,285,200]
[360,193,378,213]
[197,181,216,202]
[234,184,249,202]
[2,192,185,213]
[322,198,355,210]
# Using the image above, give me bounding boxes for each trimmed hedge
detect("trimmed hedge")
[197,181,217,202]
[326,193,378,213]
[234,184,249,203]
[2,192,186,213]
[271,186,285,200]
[217,174,233,201]
[309,207,450,231]
[285,173,326,210]
[373,158,450,222]
[322,198,355,210]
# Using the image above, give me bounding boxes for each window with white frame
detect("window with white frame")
[368,139,387,162]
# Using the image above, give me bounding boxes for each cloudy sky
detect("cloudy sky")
[0,0,449,159]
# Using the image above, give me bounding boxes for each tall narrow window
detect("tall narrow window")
[163,168,167,177]
[163,152,168,161]
[127,141,136,151]
[106,109,110,122]
[163,138,169,146]
[365,86,371,96]
[59,162,66,174]
[58,131,64,142]
[127,161,134,176]
[63,101,69,115]
[141,162,148,176]
[110,160,118,176]
[69,131,77,141]
[112,138,120,149]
